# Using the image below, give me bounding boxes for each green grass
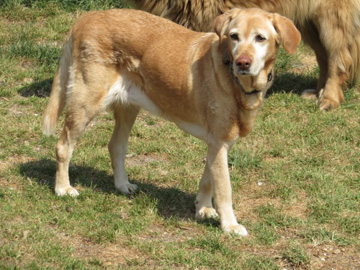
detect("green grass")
[1,1,360,269]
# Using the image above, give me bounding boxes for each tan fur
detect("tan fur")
[43,8,300,235]
[134,0,360,110]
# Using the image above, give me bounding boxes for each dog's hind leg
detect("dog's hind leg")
[54,65,114,196]
[195,162,219,220]
[55,104,101,196]
[108,105,140,195]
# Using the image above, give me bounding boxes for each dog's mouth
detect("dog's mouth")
[238,70,273,95]
[237,69,251,76]
[243,89,262,95]
[235,67,254,76]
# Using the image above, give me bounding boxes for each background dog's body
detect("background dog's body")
[43,8,299,235]
[134,0,360,110]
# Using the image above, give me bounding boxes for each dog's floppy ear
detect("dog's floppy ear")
[214,9,241,42]
[272,14,301,54]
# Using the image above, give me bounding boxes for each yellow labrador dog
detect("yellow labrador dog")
[43,8,300,235]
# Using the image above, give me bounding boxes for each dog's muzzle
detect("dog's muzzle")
[244,70,273,95]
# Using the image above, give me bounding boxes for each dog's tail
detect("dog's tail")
[42,35,73,136]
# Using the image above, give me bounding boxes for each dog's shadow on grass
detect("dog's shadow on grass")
[19,158,208,223]
[18,79,52,98]
[268,72,318,96]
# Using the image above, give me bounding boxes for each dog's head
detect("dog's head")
[214,8,300,107]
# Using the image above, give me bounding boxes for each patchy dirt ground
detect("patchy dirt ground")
[235,181,360,270]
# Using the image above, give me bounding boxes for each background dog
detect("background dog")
[43,8,300,235]
[134,0,360,110]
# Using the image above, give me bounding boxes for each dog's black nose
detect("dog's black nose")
[236,54,252,71]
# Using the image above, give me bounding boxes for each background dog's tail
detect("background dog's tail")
[42,36,73,136]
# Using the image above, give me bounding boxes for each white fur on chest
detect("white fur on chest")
[103,75,162,115]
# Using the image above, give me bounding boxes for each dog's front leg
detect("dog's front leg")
[195,162,219,220]
[109,106,140,195]
[207,143,248,237]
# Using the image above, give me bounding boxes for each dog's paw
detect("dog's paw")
[55,186,79,197]
[223,224,248,237]
[319,98,339,111]
[301,89,317,100]
[195,206,219,220]
[115,182,138,195]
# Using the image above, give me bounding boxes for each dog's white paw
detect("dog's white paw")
[115,182,138,195]
[223,224,248,237]
[55,186,79,197]
[195,206,219,220]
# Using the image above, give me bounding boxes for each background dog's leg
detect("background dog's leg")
[108,105,140,195]
[195,162,218,220]
[318,63,346,111]
[207,143,248,237]
[312,10,351,110]
[300,22,328,100]
[300,20,347,110]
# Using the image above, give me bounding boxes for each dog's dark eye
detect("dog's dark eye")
[229,33,239,41]
[255,34,266,42]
